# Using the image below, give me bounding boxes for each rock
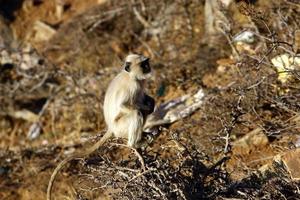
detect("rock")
[15,44,44,70]
[27,122,42,140]
[233,30,255,44]
[271,54,300,83]
[220,0,233,7]
[261,148,300,181]
[28,20,56,43]
[280,148,300,181]
[232,128,269,155]
[0,50,13,65]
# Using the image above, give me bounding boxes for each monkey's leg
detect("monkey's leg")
[127,110,144,147]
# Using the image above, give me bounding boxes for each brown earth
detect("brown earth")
[0,0,300,199]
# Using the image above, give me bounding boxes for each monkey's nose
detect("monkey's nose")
[143,65,151,74]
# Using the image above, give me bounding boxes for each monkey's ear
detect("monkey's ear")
[124,62,131,72]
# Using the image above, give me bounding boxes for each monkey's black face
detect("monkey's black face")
[141,59,151,74]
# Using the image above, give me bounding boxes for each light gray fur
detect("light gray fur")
[103,54,150,147]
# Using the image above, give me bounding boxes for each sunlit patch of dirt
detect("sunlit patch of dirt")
[9,0,106,45]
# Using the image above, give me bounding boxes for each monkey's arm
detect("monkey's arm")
[120,102,137,112]
[113,94,137,122]
[117,94,154,120]
[114,102,138,123]
[47,131,112,200]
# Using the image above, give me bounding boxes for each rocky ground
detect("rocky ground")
[0,0,300,199]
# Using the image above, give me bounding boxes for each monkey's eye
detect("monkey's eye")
[141,60,151,74]
[124,62,131,72]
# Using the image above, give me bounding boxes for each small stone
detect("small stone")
[27,122,42,140]
[0,50,13,65]
[233,31,255,44]
[220,0,233,7]
[0,166,10,175]
[295,136,300,148]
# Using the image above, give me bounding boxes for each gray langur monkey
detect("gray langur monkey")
[47,54,155,200]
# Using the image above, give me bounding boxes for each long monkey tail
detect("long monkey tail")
[46,131,112,200]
